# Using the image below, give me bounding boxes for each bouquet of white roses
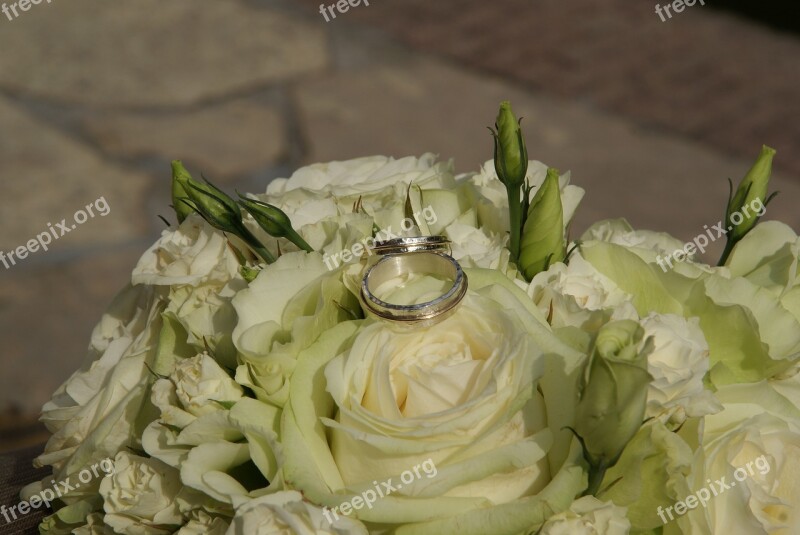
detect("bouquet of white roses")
[23,102,799,535]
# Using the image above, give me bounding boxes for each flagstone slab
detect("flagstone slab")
[0,1,327,106]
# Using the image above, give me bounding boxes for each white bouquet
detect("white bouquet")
[24,102,799,534]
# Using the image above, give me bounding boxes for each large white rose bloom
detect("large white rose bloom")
[675,382,800,535]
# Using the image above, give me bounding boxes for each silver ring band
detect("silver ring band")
[370,236,451,257]
[360,251,467,327]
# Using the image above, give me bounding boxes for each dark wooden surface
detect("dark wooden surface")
[0,445,49,534]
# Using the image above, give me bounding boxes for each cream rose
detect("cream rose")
[527,252,638,331]
[263,154,455,226]
[132,215,240,287]
[640,313,722,424]
[99,452,184,534]
[176,510,230,535]
[72,513,115,535]
[170,353,243,417]
[539,496,631,535]
[581,219,688,260]
[225,491,368,535]
[282,269,588,535]
[34,284,166,493]
[677,382,800,534]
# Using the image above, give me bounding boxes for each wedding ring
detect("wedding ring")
[360,248,468,328]
[370,236,451,256]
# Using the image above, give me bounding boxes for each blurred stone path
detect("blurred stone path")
[1,0,799,450]
[296,0,800,177]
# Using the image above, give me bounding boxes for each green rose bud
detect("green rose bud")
[519,168,567,280]
[727,145,775,240]
[574,320,653,494]
[184,179,242,232]
[492,101,528,189]
[238,197,313,253]
[719,145,777,265]
[490,101,529,263]
[171,160,194,223]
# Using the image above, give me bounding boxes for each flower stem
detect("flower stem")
[507,184,522,263]
[582,460,609,497]
[717,237,736,266]
[285,228,314,253]
[238,226,276,264]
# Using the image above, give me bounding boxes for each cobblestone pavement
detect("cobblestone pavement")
[1,0,799,449]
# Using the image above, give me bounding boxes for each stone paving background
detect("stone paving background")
[1,0,799,452]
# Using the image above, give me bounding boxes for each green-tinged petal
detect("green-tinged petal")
[232,253,328,359]
[151,314,195,377]
[599,420,694,531]
[581,240,800,385]
[39,497,103,535]
[228,398,283,483]
[725,221,799,294]
[579,241,683,316]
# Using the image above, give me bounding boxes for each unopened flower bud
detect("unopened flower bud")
[491,101,528,189]
[519,168,566,279]
[575,320,653,467]
[239,197,313,253]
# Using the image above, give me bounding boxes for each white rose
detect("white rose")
[35,285,166,489]
[264,154,454,224]
[539,496,631,535]
[132,215,240,286]
[170,353,243,417]
[678,382,800,534]
[232,252,360,407]
[581,219,688,259]
[468,159,585,236]
[282,269,588,533]
[445,222,513,274]
[99,452,184,535]
[527,252,638,331]
[143,385,282,506]
[226,491,368,535]
[165,277,245,369]
[176,510,230,535]
[640,314,722,424]
[267,154,441,198]
[324,296,550,501]
[71,513,115,535]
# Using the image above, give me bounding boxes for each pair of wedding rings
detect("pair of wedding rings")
[360,236,468,328]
